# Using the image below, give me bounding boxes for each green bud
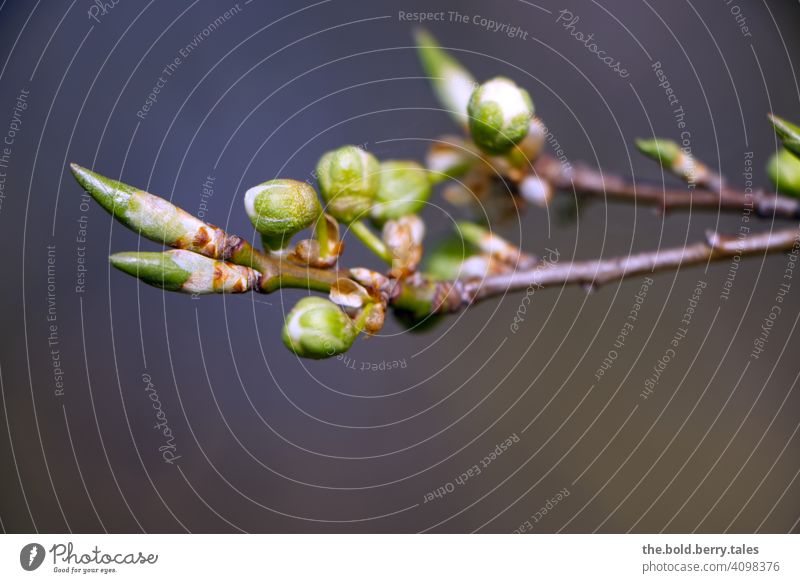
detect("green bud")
[456,221,488,248]
[316,145,379,223]
[467,77,534,155]
[370,160,432,224]
[282,296,357,359]
[110,250,259,294]
[414,28,477,125]
[244,179,321,251]
[425,138,475,182]
[635,138,682,167]
[769,114,800,159]
[767,148,800,197]
[424,233,479,281]
[70,163,232,259]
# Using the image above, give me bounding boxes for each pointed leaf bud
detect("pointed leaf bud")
[636,138,716,188]
[316,145,379,223]
[635,138,682,168]
[70,164,239,259]
[467,77,534,155]
[370,160,432,224]
[424,234,479,281]
[456,222,536,268]
[425,137,475,182]
[244,179,321,251]
[769,113,800,159]
[110,250,259,294]
[767,149,800,197]
[414,28,477,125]
[282,297,357,359]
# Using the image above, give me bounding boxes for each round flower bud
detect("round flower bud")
[467,77,534,155]
[244,179,321,251]
[316,145,380,223]
[370,160,432,224]
[282,297,357,359]
[767,148,800,197]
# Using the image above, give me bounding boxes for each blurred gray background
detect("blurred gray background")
[0,0,798,533]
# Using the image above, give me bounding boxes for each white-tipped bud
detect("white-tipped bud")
[244,179,321,251]
[518,175,553,207]
[467,77,534,155]
[282,297,357,359]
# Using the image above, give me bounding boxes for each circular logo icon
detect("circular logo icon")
[19,543,45,571]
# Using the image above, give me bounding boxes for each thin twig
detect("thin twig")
[533,155,800,220]
[446,226,800,307]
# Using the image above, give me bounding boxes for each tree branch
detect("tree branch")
[391,226,800,315]
[533,154,800,220]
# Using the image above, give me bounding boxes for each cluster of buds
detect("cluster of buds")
[70,29,800,360]
[70,133,444,358]
[415,32,550,220]
[66,29,552,359]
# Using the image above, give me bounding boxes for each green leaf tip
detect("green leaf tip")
[110,250,259,294]
[424,233,479,281]
[414,28,476,125]
[635,138,682,167]
[70,163,136,216]
[71,164,233,259]
[110,251,191,291]
[768,114,800,159]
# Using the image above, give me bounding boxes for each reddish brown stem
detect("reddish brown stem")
[533,155,800,220]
